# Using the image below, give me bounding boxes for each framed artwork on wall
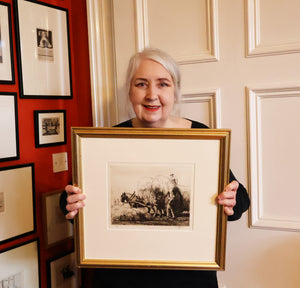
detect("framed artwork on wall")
[72,127,231,270]
[0,239,40,288]
[0,163,36,245]
[34,110,66,148]
[42,189,73,248]
[14,0,72,98]
[47,251,81,288]
[0,92,19,162]
[0,1,15,84]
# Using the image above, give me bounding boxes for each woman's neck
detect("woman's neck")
[131,116,191,128]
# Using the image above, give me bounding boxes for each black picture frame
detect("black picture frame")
[42,189,74,248]
[0,238,41,288]
[13,0,72,98]
[0,92,19,162]
[46,251,81,288]
[34,110,67,148]
[0,1,15,84]
[0,163,36,245]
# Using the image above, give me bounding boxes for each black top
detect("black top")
[60,119,250,288]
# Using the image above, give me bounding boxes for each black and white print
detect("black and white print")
[110,163,194,227]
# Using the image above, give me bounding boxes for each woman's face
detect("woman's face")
[129,59,176,128]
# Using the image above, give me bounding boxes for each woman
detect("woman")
[61,48,250,287]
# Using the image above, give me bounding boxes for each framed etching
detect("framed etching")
[47,251,81,288]
[0,1,15,84]
[0,239,40,288]
[0,92,19,162]
[0,163,36,244]
[14,0,72,98]
[42,189,73,248]
[34,110,66,148]
[72,127,231,270]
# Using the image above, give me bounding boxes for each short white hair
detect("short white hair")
[125,48,182,103]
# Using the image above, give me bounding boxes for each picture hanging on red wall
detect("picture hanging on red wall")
[14,0,72,98]
[0,92,19,162]
[34,109,66,148]
[47,251,81,288]
[0,1,15,84]
[42,189,73,248]
[0,239,40,288]
[0,163,36,245]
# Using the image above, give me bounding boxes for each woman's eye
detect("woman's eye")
[136,82,146,87]
[160,82,169,87]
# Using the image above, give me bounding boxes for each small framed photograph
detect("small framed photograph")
[0,239,40,288]
[42,189,73,248]
[72,127,231,270]
[0,1,15,84]
[0,163,36,245]
[14,0,72,98]
[47,251,81,288]
[34,110,66,148]
[0,92,19,162]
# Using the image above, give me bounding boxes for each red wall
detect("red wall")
[0,0,92,286]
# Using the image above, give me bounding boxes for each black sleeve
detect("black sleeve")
[59,189,74,224]
[227,170,250,221]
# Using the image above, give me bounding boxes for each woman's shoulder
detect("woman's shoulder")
[187,119,209,129]
[113,119,133,127]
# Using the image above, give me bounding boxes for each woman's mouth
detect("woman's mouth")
[143,105,160,112]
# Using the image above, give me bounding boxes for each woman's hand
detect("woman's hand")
[217,180,238,216]
[65,185,86,220]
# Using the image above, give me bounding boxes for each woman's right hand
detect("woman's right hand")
[65,185,86,220]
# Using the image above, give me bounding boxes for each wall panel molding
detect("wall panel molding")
[86,0,118,127]
[246,0,300,57]
[180,89,221,128]
[135,0,219,64]
[247,83,300,231]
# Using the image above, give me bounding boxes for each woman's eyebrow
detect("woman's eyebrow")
[157,78,172,82]
[133,77,172,82]
[134,78,148,81]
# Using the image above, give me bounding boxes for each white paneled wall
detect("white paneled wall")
[247,83,300,231]
[246,0,300,56]
[86,0,300,287]
[135,0,219,63]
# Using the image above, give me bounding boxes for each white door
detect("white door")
[86,0,300,287]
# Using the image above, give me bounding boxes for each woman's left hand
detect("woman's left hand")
[217,180,239,216]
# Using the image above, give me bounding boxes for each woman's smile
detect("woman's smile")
[143,104,160,111]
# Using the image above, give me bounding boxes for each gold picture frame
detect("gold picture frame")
[72,127,231,270]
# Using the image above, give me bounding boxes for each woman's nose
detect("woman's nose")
[146,84,158,100]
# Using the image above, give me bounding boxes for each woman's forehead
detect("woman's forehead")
[134,59,172,79]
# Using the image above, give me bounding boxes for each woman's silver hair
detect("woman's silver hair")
[125,48,182,106]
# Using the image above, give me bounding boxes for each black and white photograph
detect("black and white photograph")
[42,116,60,136]
[36,28,54,60]
[14,0,72,98]
[0,1,14,84]
[34,110,66,148]
[110,164,194,227]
